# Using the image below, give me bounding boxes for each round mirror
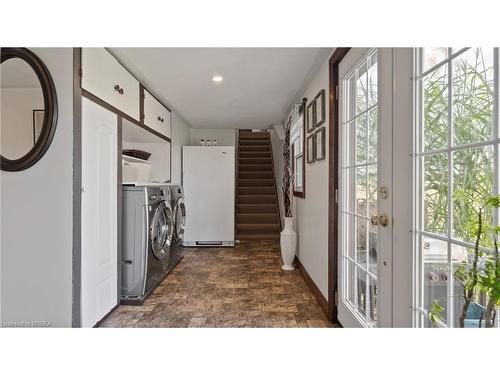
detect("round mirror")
[1,48,58,171]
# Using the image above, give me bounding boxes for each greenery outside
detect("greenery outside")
[421,48,499,327]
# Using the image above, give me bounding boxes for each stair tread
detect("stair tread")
[236,194,276,200]
[237,202,277,205]
[237,223,279,227]
[238,178,274,180]
[237,213,278,218]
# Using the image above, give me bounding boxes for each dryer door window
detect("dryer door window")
[150,201,173,259]
[173,197,186,243]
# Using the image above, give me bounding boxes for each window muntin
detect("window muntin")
[414,47,499,327]
[290,104,305,194]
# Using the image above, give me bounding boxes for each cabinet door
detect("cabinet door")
[143,89,171,138]
[81,98,118,327]
[81,48,140,121]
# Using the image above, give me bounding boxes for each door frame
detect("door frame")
[328,48,350,324]
[73,48,123,327]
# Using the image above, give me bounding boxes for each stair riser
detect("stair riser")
[237,196,276,204]
[238,172,273,179]
[238,179,275,187]
[239,140,269,145]
[237,214,278,224]
[239,152,271,158]
[237,225,280,234]
[239,133,269,138]
[238,165,273,172]
[239,158,271,165]
[238,187,275,195]
[239,136,270,140]
[239,146,271,152]
[238,204,277,214]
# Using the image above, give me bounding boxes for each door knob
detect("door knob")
[371,213,389,227]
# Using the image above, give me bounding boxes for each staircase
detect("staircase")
[236,130,281,240]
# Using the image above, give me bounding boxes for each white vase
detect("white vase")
[280,217,297,271]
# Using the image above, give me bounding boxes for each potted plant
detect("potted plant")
[280,119,297,271]
[429,195,500,327]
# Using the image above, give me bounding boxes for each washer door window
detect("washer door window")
[173,197,186,243]
[150,201,174,259]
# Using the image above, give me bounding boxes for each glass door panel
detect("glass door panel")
[414,47,499,327]
[339,48,393,327]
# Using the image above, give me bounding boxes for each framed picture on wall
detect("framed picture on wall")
[32,109,44,145]
[314,89,325,127]
[314,127,326,161]
[306,133,315,163]
[306,101,315,133]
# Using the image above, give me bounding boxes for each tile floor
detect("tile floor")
[100,240,335,328]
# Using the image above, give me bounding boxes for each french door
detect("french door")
[338,48,395,327]
[413,48,500,327]
[337,47,499,328]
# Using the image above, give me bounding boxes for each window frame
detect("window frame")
[291,100,307,198]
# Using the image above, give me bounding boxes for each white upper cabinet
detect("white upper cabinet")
[143,89,171,138]
[81,48,140,121]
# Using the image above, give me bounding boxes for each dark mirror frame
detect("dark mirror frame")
[1,48,58,172]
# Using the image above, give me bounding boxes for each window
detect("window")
[414,48,499,327]
[290,102,306,197]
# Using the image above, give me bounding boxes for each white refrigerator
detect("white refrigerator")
[182,146,235,246]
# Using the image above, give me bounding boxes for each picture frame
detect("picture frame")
[306,101,316,133]
[314,127,326,161]
[306,133,315,163]
[32,109,44,145]
[313,89,325,127]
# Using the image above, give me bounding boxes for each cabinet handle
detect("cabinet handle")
[114,84,124,95]
[157,116,164,123]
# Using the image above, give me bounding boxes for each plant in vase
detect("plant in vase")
[429,195,500,327]
[280,118,297,271]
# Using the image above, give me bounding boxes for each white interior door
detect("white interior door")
[338,48,394,327]
[81,98,118,327]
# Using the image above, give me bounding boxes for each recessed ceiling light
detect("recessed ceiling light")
[212,75,223,83]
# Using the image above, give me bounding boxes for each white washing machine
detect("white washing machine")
[121,185,175,304]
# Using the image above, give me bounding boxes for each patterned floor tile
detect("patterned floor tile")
[100,240,335,328]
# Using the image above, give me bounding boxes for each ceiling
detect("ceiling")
[110,48,328,129]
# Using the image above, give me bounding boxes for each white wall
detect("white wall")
[0,48,73,326]
[171,111,191,184]
[1,88,43,159]
[292,55,331,299]
[122,140,171,183]
[190,128,236,146]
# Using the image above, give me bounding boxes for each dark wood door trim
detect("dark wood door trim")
[328,48,350,323]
